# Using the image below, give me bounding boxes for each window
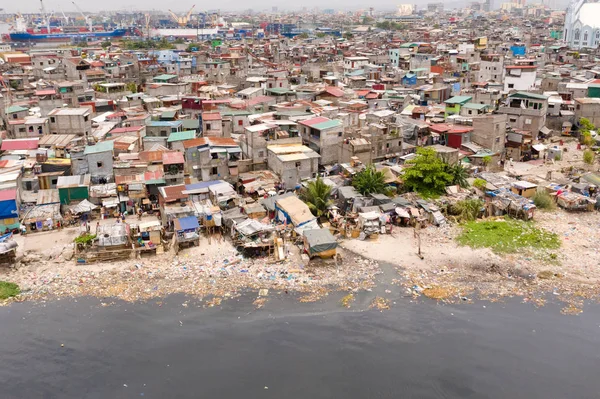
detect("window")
[510,117,517,123]
[51,179,58,185]
[525,118,532,125]
[28,126,34,132]
[97,162,103,168]
[50,117,56,123]
[206,123,211,130]
[584,31,588,42]
[238,120,243,126]
[258,150,265,158]
[18,128,26,133]
[211,167,218,175]
[24,181,32,190]
[386,143,390,148]
[160,130,167,137]
[295,162,301,168]
[508,83,514,89]
[338,132,342,137]
[575,29,580,40]
[495,137,500,143]
[84,115,89,122]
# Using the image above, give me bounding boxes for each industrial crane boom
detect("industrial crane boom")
[167,5,196,26]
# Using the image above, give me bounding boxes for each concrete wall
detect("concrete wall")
[86,151,114,180]
[49,114,92,136]
[471,114,507,153]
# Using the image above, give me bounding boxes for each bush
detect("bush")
[533,191,556,211]
[0,281,20,300]
[473,178,487,191]
[583,149,595,165]
[554,153,561,161]
[450,199,484,222]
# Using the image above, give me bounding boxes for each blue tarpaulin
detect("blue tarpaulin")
[0,199,18,220]
[174,216,199,231]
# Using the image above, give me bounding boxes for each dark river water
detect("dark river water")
[1,291,600,399]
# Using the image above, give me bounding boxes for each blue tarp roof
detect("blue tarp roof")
[175,216,199,231]
[185,180,224,191]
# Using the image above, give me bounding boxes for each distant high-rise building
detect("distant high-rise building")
[427,2,444,12]
[483,0,492,11]
[272,6,278,12]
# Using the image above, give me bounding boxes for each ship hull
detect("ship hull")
[9,29,128,42]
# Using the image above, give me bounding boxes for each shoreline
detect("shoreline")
[1,209,599,314]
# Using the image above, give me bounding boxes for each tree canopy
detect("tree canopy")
[352,165,387,195]
[300,177,332,218]
[403,147,453,198]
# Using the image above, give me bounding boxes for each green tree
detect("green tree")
[300,176,332,218]
[583,149,595,164]
[297,32,309,39]
[580,117,595,147]
[352,165,387,195]
[101,40,112,49]
[403,147,453,198]
[447,163,469,188]
[481,155,492,171]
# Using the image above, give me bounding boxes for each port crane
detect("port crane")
[71,1,93,32]
[167,5,196,27]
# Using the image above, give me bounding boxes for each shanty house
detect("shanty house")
[84,141,114,184]
[57,174,91,205]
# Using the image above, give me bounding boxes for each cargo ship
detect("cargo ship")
[5,17,128,43]
[9,28,128,42]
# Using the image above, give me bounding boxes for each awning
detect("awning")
[174,216,199,231]
[532,144,547,152]
[539,126,551,135]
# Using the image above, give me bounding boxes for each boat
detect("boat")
[9,28,128,43]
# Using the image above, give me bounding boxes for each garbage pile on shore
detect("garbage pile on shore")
[6,250,380,303]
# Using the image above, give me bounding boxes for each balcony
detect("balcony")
[498,106,545,117]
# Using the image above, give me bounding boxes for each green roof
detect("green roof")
[462,103,489,110]
[153,74,178,82]
[181,119,201,129]
[313,120,342,130]
[6,105,28,114]
[84,140,114,155]
[161,110,177,119]
[221,110,252,116]
[445,96,473,105]
[167,130,196,142]
[266,88,294,95]
[509,92,549,100]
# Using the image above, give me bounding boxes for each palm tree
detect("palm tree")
[301,177,332,218]
[352,165,386,195]
[447,163,469,188]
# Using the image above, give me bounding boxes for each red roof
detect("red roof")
[324,86,344,97]
[183,137,237,149]
[35,89,56,96]
[299,116,329,126]
[0,189,17,202]
[1,138,39,151]
[162,151,185,165]
[110,126,143,134]
[355,89,370,97]
[429,124,473,134]
[161,184,187,201]
[202,112,222,121]
[365,93,379,99]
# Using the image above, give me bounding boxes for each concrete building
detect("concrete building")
[471,114,508,154]
[183,137,242,182]
[344,56,369,73]
[267,144,320,189]
[298,117,344,165]
[498,92,549,139]
[504,60,537,92]
[574,97,600,126]
[240,123,302,169]
[477,54,504,83]
[83,141,114,184]
[48,108,92,136]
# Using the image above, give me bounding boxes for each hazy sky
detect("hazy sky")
[3,0,568,14]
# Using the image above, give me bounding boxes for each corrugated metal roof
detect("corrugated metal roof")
[56,174,91,188]
[167,130,196,142]
[84,141,114,155]
[1,138,39,151]
[162,151,185,165]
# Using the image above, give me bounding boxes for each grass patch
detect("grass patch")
[532,191,556,211]
[0,281,20,300]
[457,218,560,254]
